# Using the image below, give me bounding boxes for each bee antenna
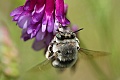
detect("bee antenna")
[73,28,84,33]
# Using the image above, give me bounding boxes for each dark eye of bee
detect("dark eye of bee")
[56,33,65,40]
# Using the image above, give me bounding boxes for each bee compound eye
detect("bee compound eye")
[56,33,64,40]
[56,33,61,38]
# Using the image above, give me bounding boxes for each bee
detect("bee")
[28,26,108,72]
[45,26,81,68]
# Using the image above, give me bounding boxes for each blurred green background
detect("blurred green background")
[0,0,120,80]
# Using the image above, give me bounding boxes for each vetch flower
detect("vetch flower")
[10,0,70,50]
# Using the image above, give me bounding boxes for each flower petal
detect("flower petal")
[64,4,68,16]
[21,29,31,41]
[56,0,64,17]
[12,15,20,21]
[10,6,23,16]
[24,0,37,11]
[27,24,41,38]
[32,5,45,23]
[42,24,47,32]
[32,32,53,51]
[45,0,54,15]
[47,15,54,32]
[55,0,70,26]
[17,14,31,29]
[36,0,46,13]
[32,39,46,51]
[53,20,59,34]
[36,27,46,41]
[45,33,53,45]
[41,14,47,32]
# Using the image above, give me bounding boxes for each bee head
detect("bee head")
[55,26,83,40]
[56,27,76,40]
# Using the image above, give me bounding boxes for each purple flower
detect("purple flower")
[10,0,70,50]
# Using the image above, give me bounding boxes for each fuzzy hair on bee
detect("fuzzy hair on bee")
[45,26,81,68]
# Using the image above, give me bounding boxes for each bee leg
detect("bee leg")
[48,52,58,60]
[45,42,55,59]
[46,49,58,60]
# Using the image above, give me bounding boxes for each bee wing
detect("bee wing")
[27,59,51,72]
[79,48,109,58]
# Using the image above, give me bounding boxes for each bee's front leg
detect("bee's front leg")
[46,48,54,60]
[47,52,58,60]
[45,41,57,60]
